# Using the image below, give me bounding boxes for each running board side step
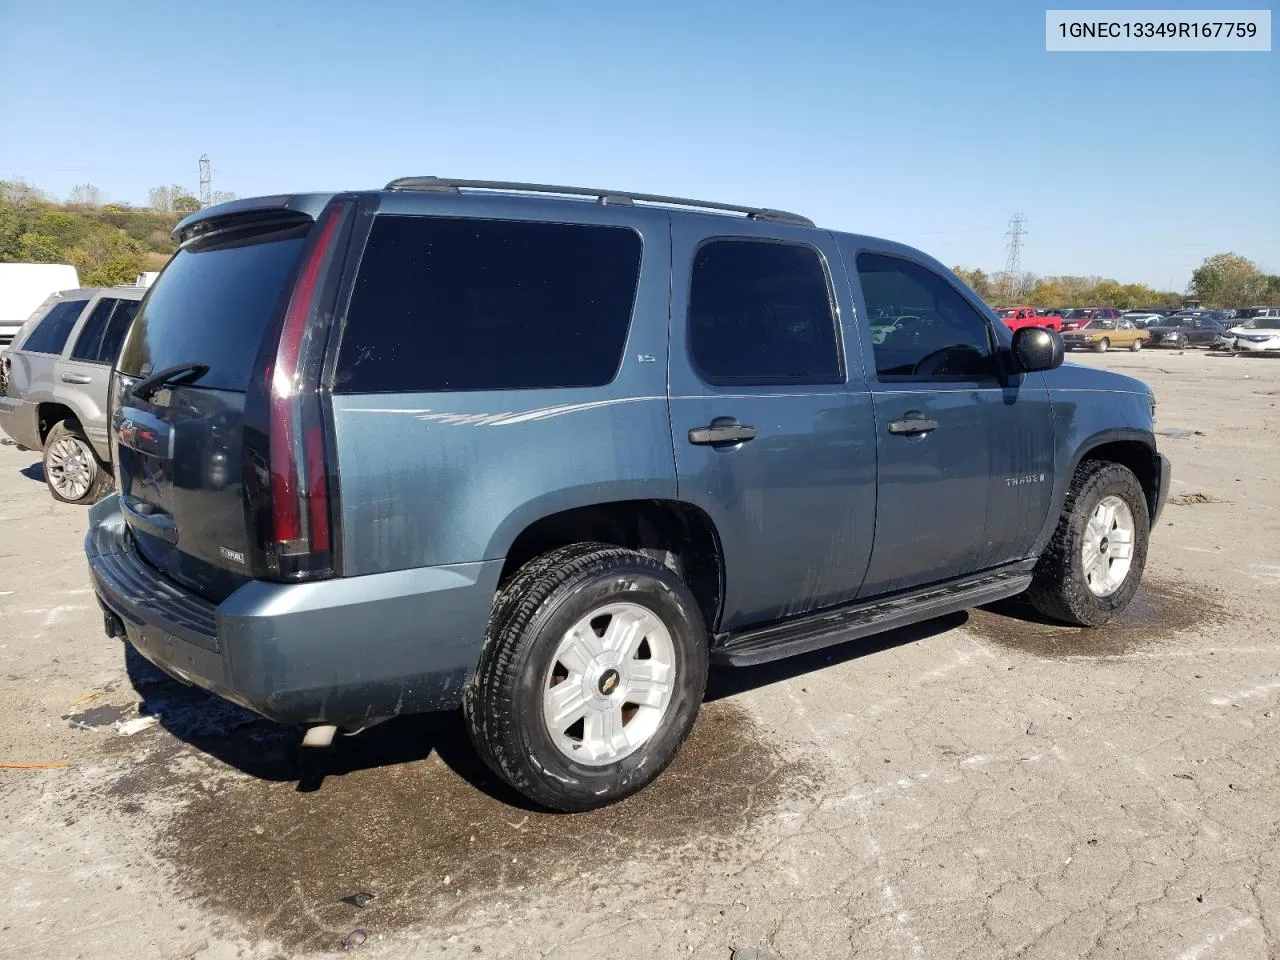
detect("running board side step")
[711,564,1034,667]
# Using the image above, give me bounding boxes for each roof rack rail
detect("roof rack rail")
[383,176,814,228]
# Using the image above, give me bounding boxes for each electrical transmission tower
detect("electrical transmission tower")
[198,154,212,208]
[1003,214,1027,299]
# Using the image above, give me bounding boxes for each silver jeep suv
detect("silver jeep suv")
[0,287,144,502]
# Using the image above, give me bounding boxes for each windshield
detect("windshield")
[997,309,1015,317]
[1242,317,1280,330]
[1083,319,1116,330]
[1062,309,1091,319]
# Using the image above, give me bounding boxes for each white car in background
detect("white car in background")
[1229,312,1280,353]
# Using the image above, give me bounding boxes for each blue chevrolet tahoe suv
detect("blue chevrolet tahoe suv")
[86,178,1170,811]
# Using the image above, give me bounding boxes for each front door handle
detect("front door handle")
[61,373,92,384]
[888,414,938,436]
[689,417,757,446]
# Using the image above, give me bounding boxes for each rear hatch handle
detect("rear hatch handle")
[120,495,179,543]
[128,362,209,401]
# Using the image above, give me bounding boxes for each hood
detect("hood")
[1231,326,1280,336]
[1040,362,1151,397]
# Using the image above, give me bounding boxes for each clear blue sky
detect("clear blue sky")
[1,0,1275,289]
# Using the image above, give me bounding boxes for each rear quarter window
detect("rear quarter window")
[20,300,87,355]
[334,216,643,394]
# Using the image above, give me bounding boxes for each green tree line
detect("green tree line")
[953,253,1280,310]
[0,179,211,287]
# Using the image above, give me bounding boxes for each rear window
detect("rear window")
[334,216,642,394]
[21,300,87,355]
[117,228,305,391]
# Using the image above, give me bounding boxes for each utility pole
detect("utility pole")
[198,154,212,208]
[1004,214,1026,300]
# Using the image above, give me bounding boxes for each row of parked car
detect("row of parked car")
[994,304,1280,353]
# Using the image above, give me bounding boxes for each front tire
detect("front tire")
[1026,461,1150,626]
[1130,338,1143,351]
[464,542,709,811]
[1094,338,1110,353]
[42,420,112,504]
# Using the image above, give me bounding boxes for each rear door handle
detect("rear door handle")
[888,415,938,436]
[120,495,179,543]
[61,373,92,384]
[689,418,757,446]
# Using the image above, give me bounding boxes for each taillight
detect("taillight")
[265,200,350,577]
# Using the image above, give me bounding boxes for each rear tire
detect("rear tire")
[1130,338,1143,351]
[42,420,112,505]
[464,542,709,811]
[1027,461,1150,626]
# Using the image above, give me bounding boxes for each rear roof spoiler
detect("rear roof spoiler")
[172,194,335,245]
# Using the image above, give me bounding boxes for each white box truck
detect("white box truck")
[0,263,81,347]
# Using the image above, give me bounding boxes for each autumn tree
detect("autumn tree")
[1190,253,1280,308]
[951,266,995,301]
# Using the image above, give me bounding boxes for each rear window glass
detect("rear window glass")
[334,216,642,394]
[117,229,305,391]
[21,300,86,355]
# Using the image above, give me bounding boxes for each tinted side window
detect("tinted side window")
[97,300,140,363]
[70,299,119,361]
[336,216,642,394]
[855,253,997,380]
[21,300,87,355]
[687,240,841,385]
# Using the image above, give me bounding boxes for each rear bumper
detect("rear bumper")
[86,493,502,726]
[0,395,40,450]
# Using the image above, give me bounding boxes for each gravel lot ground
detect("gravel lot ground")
[2,348,1278,960]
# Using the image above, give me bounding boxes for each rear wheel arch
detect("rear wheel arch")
[36,402,78,442]
[496,499,725,634]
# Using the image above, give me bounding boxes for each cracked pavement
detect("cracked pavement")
[1,349,1277,959]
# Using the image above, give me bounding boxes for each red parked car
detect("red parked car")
[996,305,1062,333]
[1060,307,1123,332]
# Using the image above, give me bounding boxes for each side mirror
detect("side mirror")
[1012,326,1064,372]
